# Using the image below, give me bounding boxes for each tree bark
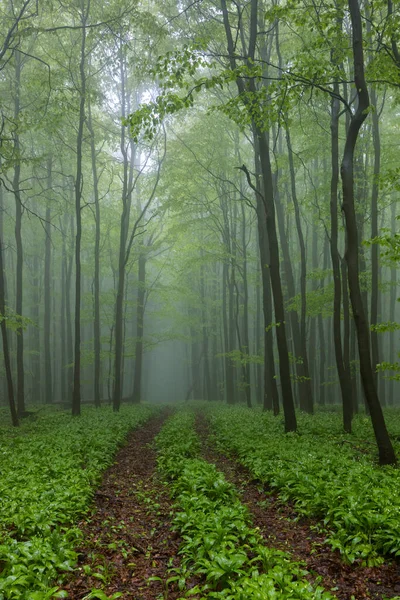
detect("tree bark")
[330,71,353,433]
[200,259,212,401]
[341,0,395,464]
[220,0,295,429]
[72,3,89,417]
[253,149,279,414]
[113,41,135,412]
[285,126,313,413]
[44,158,52,404]
[12,50,25,416]
[239,201,251,406]
[369,86,381,389]
[388,200,397,406]
[132,252,146,404]
[87,95,102,407]
[0,182,18,426]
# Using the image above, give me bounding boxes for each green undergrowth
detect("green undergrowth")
[156,409,335,599]
[206,405,400,566]
[0,404,156,600]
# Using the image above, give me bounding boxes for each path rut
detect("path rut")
[195,413,400,600]
[61,411,183,600]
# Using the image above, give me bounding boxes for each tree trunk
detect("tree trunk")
[341,0,395,464]
[308,221,318,399]
[132,252,146,404]
[253,156,279,414]
[285,127,313,413]
[239,202,251,407]
[44,158,52,404]
[350,318,359,413]
[200,259,212,401]
[222,260,235,404]
[0,179,18,425]
[370,86,381,389]
[274,180,307,410]
[257,129,296,431]
[13,50,25,416]
[113,42,135,412]
[318,238,330,406]
[0,223,18,426]
[87,96,102,408]
[66,212,74,406]
[388,200,397,406]
[219,0,295,428]
[330,74,353,433]
[60,215,67,405]
[31,248,41,404]
[72,6,89,417]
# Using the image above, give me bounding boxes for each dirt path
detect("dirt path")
[61,411,184,600]
[195,414,400,600]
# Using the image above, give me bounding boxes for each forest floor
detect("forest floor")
[195,415,400,600]
[60,410,400,600]
[60,410,194,600]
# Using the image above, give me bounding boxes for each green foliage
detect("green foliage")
[376,361,400,381]
[371,321,400,333]
[219,349,264,366]
[0,310,33,332]
[0,405,156,599]
[367,220,400,266]
[156,410,335,599]
[206,406,400,566]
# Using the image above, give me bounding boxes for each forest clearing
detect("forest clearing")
[1,404,400,599]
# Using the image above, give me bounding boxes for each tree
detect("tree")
[341,0,396,465]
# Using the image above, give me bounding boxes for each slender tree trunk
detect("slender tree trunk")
[257,130,296,430]
[210,269,219,400]
[60,217,67,405]
[113,42,135,412]
[274,181,307,409]
[200,260,212,401]
[0,179,18,424]
[330,74,353,433]
[220,0,296,428]
[44,158,52,404]
[342,0,395,464]
[228,263,236,403]
[132,252,146,404]
[350,318,359,413]
[389,200,397,406]
[72,5,89,416]
[285,127,313,413]
[13,50,25,416]
[222,261,235,404]
[318,238,330,406]
[0,223,18,426]
[66,213,74,405]
[255,266,263,405]
[31,250,41,403]
[253,147,279,414]
[309,223,318,399]
[370,86,381,389]
[87,96,102,407]
[239,202,251,406]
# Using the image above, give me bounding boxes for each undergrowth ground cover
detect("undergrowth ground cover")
[205,405,400,567]
[0,405,156,600]
[156,409,336,599]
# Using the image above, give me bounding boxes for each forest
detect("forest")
[0,0,400,597]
